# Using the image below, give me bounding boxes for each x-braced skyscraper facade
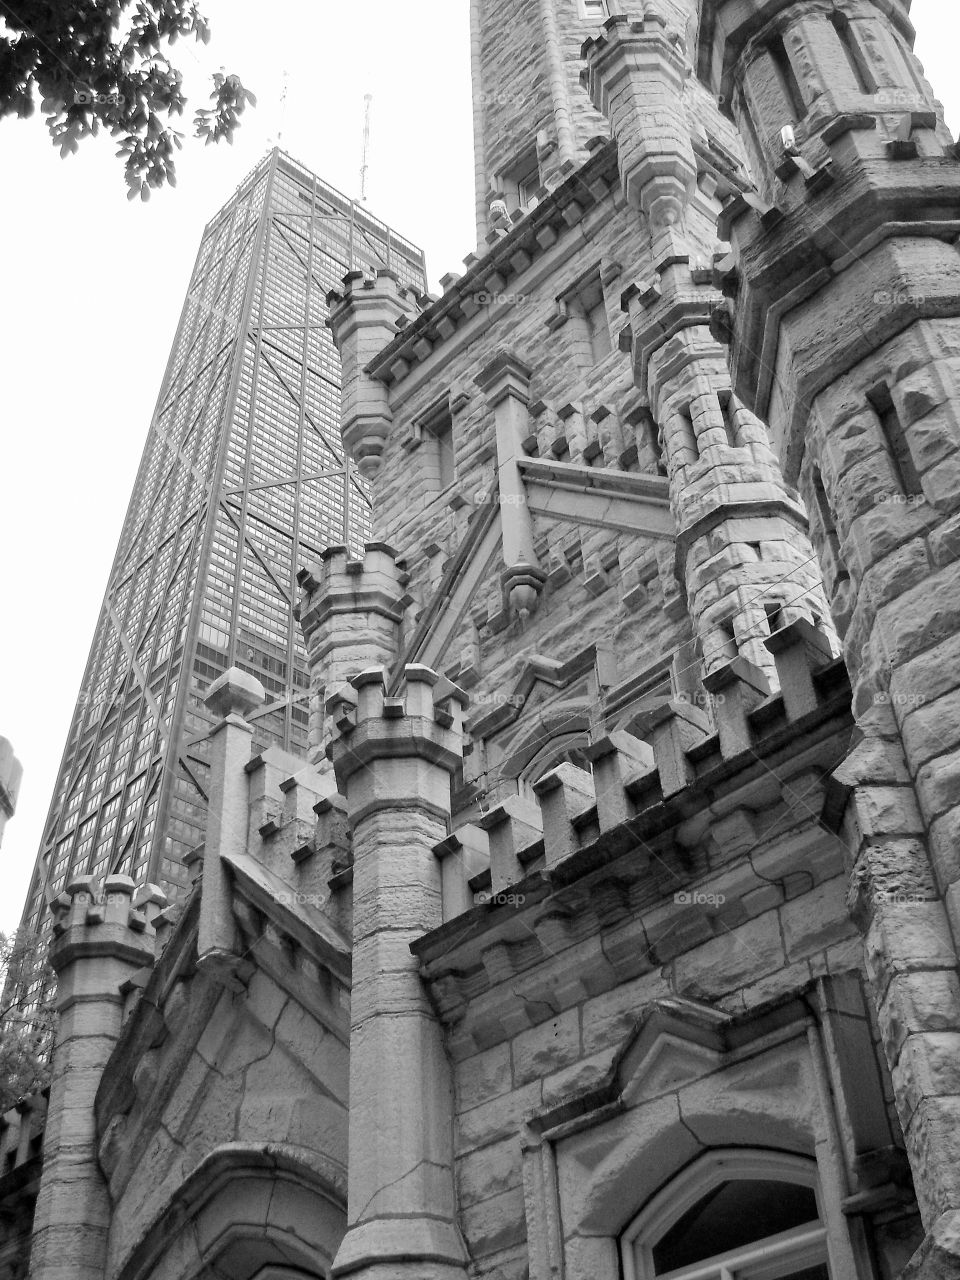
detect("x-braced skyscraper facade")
[16,149,425,983]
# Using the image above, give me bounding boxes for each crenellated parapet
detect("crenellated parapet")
[414,621,856,1064]
[298,542,407,765]
[431,620,849,926]
[328,663,468,830]
[326,269,421,478]
[48,874,168,972]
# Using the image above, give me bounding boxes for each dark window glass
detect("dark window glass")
[652,1179,820,1272]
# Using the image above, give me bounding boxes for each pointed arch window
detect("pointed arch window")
[621,1151,830,1280]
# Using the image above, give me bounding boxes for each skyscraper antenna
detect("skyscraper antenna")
[360,94,373,202]
[277,69,289,146]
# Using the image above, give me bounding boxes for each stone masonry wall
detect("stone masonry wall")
[102,966,349,1274]
[444,828,895,1278]
[371,192,694,790]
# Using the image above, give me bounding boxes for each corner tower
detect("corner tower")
[700,0,960,1271]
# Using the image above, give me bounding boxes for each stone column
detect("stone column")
[329,664,469,1280]
[196,666,265,987]
[29,876,165,1280]
[475,351,546,619]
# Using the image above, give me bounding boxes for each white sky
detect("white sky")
[0,0,956,931]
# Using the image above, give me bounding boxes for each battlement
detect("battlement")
[241,746,347,927]
[298,542,411,765]
[297,541,406,630]
[326,266,419,312]
[432,620,850,924]
[50,876,168,946]
[327,664,468,792]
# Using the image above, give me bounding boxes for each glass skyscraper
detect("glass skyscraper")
[14,150,425,1001]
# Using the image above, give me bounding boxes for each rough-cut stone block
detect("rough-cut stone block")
[511,1009,580,1088]
[456,1082,543,1155]
[460,1184,527,1257]
[881,971,960,1064]
[672,912,785,998]
[456,1136,522,1207]
[780,877,854,961]
[456,1042,513,1111]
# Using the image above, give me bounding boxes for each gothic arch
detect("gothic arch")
[524,998,867,1279]
[620,1149,826,1280]
[496,699,592,785]
[112,1145,346,1280]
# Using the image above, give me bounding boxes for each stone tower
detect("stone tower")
[13,3,960,1280]
[28,878,167,1280]
[700,0,960,1269]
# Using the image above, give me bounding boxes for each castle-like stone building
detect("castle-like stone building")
[7,0,960,1277]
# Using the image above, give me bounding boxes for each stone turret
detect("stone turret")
[328,664,470,1280]
[583,10,837,686]
[297,543,406,765]
[581,10,698,228]
[327,271,421,479]
[699,0,960,1271]
[29,876,167,1280]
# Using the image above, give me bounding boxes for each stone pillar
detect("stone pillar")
[196,666,265,987]
[475,351,546,619]
[329,664,469,1280]
[327,270,420,480]
[29,876,166,1280]
[298,543,405,766]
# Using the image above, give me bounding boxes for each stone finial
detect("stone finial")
[764,618,837,721]
[702,656,771,759]
[474,349,535,408]
[476,350,547,619]
[204,667,266,721]
[433,824,490,921]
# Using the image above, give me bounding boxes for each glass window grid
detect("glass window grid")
[19,149,423,949]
